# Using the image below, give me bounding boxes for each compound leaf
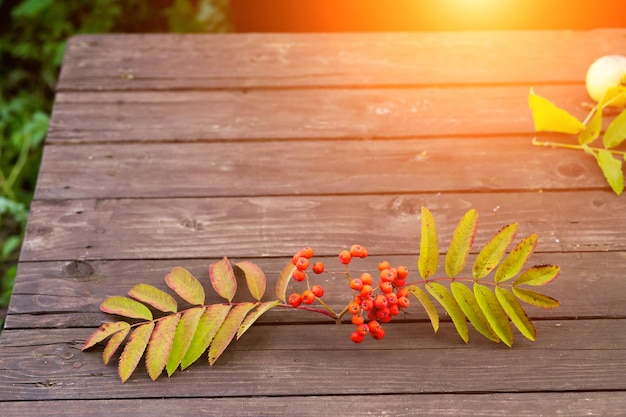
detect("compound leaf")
[100,296,153,321]
[495,287,536,341]
[103,325,130,365]
[210,257,237,302]
[418,206,439,279]
[446,209,479,278]
[451,282,499,343]
[513,265,561,286]
[165,267,205,305]
[128,283,178,313]
[181,304,231,370]
[495,234,538,283]
[603,108,626,149]
[406,285,439,332]
[209,302,256,366]
[235,261,266,301]
[146,313,181,381]
[425,282,468,343]
[512,287,560,309]
[596,149,624,196]
[166,306,206,376]
[474,283,513,347]
[528,89,585,134]
[82,321,130,351]
[276,261,296,303]
[472,223,518,280]
[237,300,282,339]
[118,322,155,383]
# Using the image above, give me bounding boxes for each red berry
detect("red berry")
[291,251,302,265]
[349,278,364,291]
[312,262,325,274]
[380,268,394,282]
[374,294,388,309]
[361,298,374,311]
[338,250,352,265]
[353,295,363,305]
[356,323,369,336]
[396,265,409,279]
[302,290,316,304]
[398,296,410,308]
[295,256,310,271]
[351,314,365,325]
[386,293,398,305]
[311,285,324,298]
[300,247,315,258]
[348,301,361,315]
[360,284,373,299]
[379,281,394,294]
[392,277,406,288]
[288,293,302,307]
[292,269,306,282]
[377,261,391,271]
[360,273,374,286]
[389,304,400,316]
[396,287,409,299]
[376,307,391,320]
[349,244,363,257]
[351,331,365,344]
[371,326,386,340]
[368,320,382,334]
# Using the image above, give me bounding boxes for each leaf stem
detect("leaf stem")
[531,137,626,156]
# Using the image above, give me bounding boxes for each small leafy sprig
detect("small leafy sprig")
[82,208,561,382]
[529,87,626,195]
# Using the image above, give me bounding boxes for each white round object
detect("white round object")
[585,54,626,106]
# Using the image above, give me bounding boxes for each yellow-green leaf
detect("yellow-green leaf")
[512,287,560,309]
[118,322,154,383]
[596,149,624,196]
[165,267,205,305]
[495,287,536,341]
[451,282,499,343]
[103,325,130,365]
[209,257,237,302]
[181,304,231,370]
[82,321,130,350]
[237,300,281,339]
[418,206,439,279]
[406,285,439,332]
[166,306,206,376]
[128,283,178,313]
[513,265,561,286]
[600,86,626,108]
[528,88,585,134]
[146,313,181,381]
[209,302,256,366]
[425,282,468,343]
[604,109,626,149]
[494,234,538,283]
[276,261,296,303]
[100,296,153,321]
[446,209,479,277]
[472,223,518,280]
[235,261,266,301]
[474,283,513,347]
[578,106,603,145]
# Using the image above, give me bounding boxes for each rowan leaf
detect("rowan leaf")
[181,304,231,370]
[425,282,468,343]
[418,206,439,279]
[603,109,626,148]
[446,209,479,277]
[474,283,513,347]
[209,257,237,302]
[82,321,130,350]
[494,234,538,283]
[451,282,499,343]
[128,283,178,313]
[209,302,256,366]
[513,265,561,286]
[276,261,296,303]
[235,261,266,301]
[100,296,153,321]
[118,322,155,383]
[406,285,439,332]
[166,306,206,376]
[528,88,585,134]
[512,287,560,309]
[165,266,205,305]
[237,300,281,339]
[495,287,536,341]
[578,106,603,145]
[103,325,130,365]
[596,149,624,196]
[146,313,181,381]
[472,223,518,280]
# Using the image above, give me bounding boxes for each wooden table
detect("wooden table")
[1,30,626,416]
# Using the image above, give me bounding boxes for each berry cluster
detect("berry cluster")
[287,247,326,308]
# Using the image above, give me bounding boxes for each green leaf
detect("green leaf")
[406,285,439,332]
[596,149,624,195]
[578,106,603,145]
[276,261,296,303]
[418,206,439,279]
[209,302,257,366]
[603,109,626,149]
[528,88,586,134]
[445,209,479,277]
[237,300,282,339]
[165,267,205,305]
[82,321,130,351]
[474,283,513,347]
[100,296,153,321]
[425,282,468,343]
[209,257,237,302]
[166,306,207,376]
[181,304,232,370]
[118,322,155,383]
[103,326,130,366]
[146,313,181,381]
[450,282,499,343]
[128,283,178,313]
[513,265,561,286]
[495,287,536,341]
[494,234,538,283]
[512,287,560,309]
[235,261,266,301]
[472,223,519,280]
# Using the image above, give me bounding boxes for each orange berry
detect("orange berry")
[311,285,324,298]
[351,331,365,344]
[351,314,365,325]
[398,296,410,308]
[379,281,394,294]
[360,273,374,286]
[371,327,386,340]
[291,251,302,265]
[302,290,316,304]
[349,278,364,291]
[288,293,302,307]
[392,277,406,288]
[376,307,391,320]
[312,262,325,274]
[360,284,373,299]
[361,298,374,311]
[292,269,306,282]
[396,265,409,279]
[295,256,310,271]
[300,247,315,258]
[396,287,409,299]
[380,268,394,282]
[356,323,369,336]
[338,250,352,265]
[386,293,398,305]
[349,244,363,257]
[389,304,400,316]
[348,301,361,315]
[374,294,388,309]
[377,261,391,271]
[368,320,381,334]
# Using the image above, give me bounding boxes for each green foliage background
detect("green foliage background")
[0,0,231,329]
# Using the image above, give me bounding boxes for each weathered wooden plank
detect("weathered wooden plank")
[21,191,626,262]
[34,137,604,200]
[46,85,592,143]
[4,391,626,417]
[5,251,625,329]
[1,320,625,400]
[57,30,626,91]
